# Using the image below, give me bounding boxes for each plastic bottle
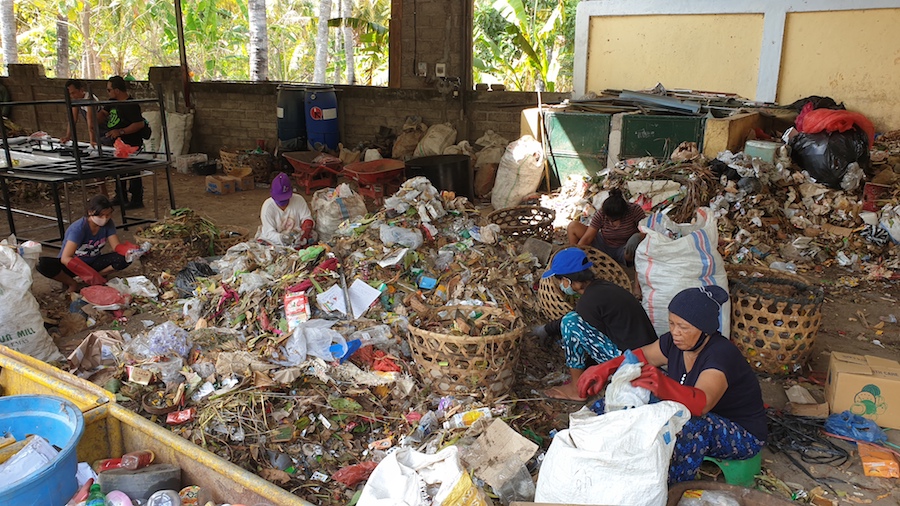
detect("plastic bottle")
[443,407,492,429]
[121,450,155,470]
[147,489,182,506]
[96,457,124,472]
[85,484,106,506]
[349,325,393,345]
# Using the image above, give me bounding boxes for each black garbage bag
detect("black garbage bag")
[708,158,741,181]
[789,127,871,189]
[175,260,217,297]
[786,95,845,112]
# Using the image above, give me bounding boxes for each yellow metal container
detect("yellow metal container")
[0,346,314,506]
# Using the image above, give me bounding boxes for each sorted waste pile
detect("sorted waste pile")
[540,129,900,280]
[65,177,562,505]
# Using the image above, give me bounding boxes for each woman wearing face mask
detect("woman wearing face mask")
[578,285,767,484]
[37,195,138,292]
[533,247,658,401]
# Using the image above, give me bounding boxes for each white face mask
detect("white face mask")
[90,215,109,227]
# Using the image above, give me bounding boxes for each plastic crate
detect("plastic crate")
[0,346,314,506]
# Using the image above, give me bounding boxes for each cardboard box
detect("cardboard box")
[825,351,900,430]
[233,174,255,191]
[206,175,235,195]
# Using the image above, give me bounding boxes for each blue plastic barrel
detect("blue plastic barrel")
[304,86,340,151]
[0,395,85,505]
[276,85,307,151]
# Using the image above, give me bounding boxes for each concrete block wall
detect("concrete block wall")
[2,64,568,158]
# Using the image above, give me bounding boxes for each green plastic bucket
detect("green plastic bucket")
[0,395,85,504]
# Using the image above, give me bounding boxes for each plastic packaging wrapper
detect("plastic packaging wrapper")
[384,176,446,222]
[125,321,193,359]
[379,225,424,249]
[107,275,159,298]
[0,435,58,485]
[275,319,346,365]
[604,350,651,412]
[331,461,378,487]
[824,411,887,443]
[175,260,217,297]
[676,489,741,506]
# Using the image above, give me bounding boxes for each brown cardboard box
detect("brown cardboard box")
[206,175,235,195]
[825,351,900,430]
[234,174,255,191]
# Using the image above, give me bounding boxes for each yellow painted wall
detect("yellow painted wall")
[586,14,763,99]
[778,10,900,131]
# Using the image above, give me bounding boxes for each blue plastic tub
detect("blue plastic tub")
[0,395,85,505]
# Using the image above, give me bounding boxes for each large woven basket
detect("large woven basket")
[406,305,525,399]
[135,225,194,276]
[220,148,273,182]
[730,277,825,375]
[725,263,813,286]
[538,246,633,320]
[487,206,555,241]
[212,226,250,256]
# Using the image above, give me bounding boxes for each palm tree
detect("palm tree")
[313,0,331,83]
[0,0,17,70]
[249,0,268,80]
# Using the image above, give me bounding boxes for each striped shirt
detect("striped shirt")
[589,202,646,248]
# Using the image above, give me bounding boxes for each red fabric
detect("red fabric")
[796,106,875,148]
[81,285,126,306]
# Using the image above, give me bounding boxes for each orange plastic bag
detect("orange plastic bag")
[858,442,900,478]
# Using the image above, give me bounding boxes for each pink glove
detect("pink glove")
[66,257,107,286]
[631,364,708,417]
[578,348,646,398]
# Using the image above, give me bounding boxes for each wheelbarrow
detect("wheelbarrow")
[282,151,343,195]
[340,159,406,204]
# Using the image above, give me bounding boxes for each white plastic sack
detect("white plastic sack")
[358,445,489,506]
[276,319,345,365]
[491,135,544,210]
[414,122,458,157]
[535,403,690,506]
[143,110,194,157]
[0,247,63,362]
[311,184,367,242]
[379,225,424,249]
[635,207,731,337]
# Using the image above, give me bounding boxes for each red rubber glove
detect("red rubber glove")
[631,364,708,417]
[114,241,139,256]
[66,257,107,285]
[301,219,314,234]
[578,348,647,398]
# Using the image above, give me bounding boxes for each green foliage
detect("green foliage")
[11,0,390,85]
[473,0,575,91]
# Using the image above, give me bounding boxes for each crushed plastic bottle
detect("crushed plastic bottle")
[768,261,797,273]
[349,325,392,345]
[443,407,492,429]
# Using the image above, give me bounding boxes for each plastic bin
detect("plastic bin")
[0,395,85,504]
[405,154,474,200]
[277,85,308,151]
[0,346,314,506]
[305,86,340,151]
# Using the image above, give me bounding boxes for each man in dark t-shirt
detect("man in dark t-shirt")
[97,75,145,209]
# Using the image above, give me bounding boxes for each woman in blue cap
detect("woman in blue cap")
[578,285,767,484]
[535,247,658,401]
[256,172,315,247]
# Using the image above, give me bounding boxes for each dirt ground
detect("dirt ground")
[4,170,900,505]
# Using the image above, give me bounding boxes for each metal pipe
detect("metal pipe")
[174,0,192,109]
[157,83,177,208]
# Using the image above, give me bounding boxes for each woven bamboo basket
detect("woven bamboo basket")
[538,246,633,320]
[220,149,273,182]
[406,305,525,399]
[730,277,825,375]
[725,263,813,286]
[487,206,555,241]
[219,148,249,175]
[134,225,194,276]
[213,226,250,256]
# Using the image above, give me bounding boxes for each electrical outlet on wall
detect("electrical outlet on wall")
[435,63,446,78]
[417,62,428,77]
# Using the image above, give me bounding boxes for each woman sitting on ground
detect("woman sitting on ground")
[578,285,767,484]
[567,188,646,266]
[533,247,658,401]
[36,195,137,292]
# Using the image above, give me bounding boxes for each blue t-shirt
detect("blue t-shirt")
[659,331,768,441]
[58,217,117,264]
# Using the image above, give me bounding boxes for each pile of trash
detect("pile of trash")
[60,177,559,505]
